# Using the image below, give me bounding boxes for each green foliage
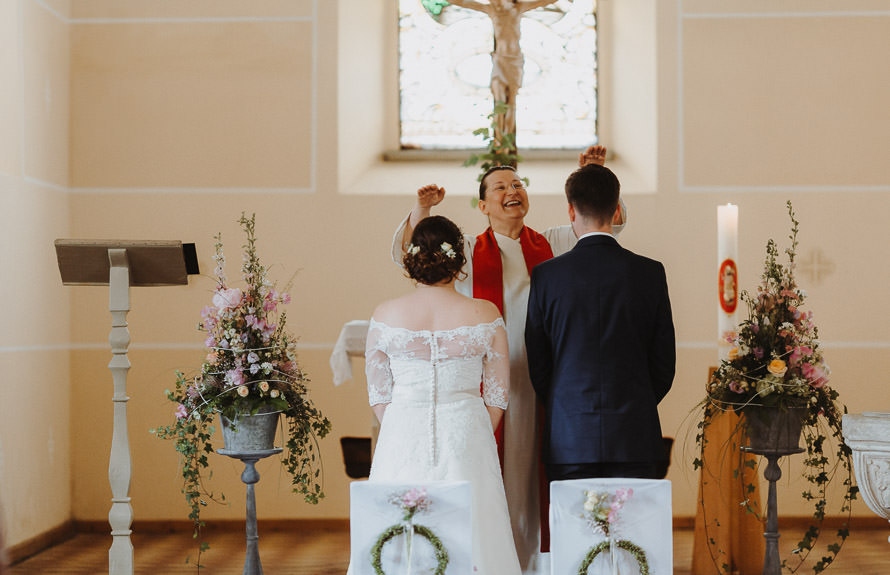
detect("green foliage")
[463,101,527,206]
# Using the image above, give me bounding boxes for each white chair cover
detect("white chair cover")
[349,480,473,575]
[550,478,672,575]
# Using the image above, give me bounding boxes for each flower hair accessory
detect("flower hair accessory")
[440,242,456,259]
[407,243,420,256]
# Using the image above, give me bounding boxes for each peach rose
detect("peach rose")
[767,359,787,376]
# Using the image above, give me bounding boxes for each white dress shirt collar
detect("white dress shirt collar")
[577,231,614,241]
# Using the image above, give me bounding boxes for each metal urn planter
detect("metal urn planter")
[218,408,283,575]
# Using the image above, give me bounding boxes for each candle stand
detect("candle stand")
[217,448,283,575]
[741,445,805,575]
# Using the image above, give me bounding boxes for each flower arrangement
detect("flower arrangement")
[582,488,633,537]
[695,201,856,573]
[578,488,649,575]
[389,487,432,522]
[371,486,448,575]
[152,213,331,565]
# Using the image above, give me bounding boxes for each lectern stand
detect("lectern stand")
[54,239,198,575]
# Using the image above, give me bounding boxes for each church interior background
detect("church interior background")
[1,0,889,570]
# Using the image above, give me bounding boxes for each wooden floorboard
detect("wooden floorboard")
[6,526,889,574]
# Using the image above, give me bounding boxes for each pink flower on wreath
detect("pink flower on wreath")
[175,403,188,419]
[401,487,427,509]
[729,380,745,394]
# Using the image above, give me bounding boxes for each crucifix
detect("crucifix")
[447,0,560,151]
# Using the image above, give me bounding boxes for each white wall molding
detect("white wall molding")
[6,340,889,354]
[68,186,314,195]
[684,11,890,20]
[679,184,890,194]
[676,0,890,193]
[31,0,66,23]
[0,341,337,353]
[70,16,313,25]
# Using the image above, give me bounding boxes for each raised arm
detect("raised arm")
[397,184,447,256]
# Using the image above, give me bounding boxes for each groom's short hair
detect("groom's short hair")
[565,164,620,226]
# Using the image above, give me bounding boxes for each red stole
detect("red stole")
[472,226,553,316]
[472,225,554,552]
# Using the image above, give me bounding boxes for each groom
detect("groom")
[525,164,675,481]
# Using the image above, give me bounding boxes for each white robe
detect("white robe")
[390,212,625,574]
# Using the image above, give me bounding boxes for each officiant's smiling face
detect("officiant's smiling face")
[478,168,529,226]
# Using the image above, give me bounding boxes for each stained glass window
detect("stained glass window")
[399,0,598,150]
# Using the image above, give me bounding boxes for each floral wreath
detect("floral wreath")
[578,488,649,575]
[370,488,449,575]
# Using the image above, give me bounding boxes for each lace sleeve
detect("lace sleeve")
[365,322,393,406]
[482,320,509,410]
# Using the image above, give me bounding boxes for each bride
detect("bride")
[359,215,521,574]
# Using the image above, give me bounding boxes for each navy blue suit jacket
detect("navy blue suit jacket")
[525,234,675,465]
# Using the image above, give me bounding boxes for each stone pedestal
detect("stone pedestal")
[842,412,890,543]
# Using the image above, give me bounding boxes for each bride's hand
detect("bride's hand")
[416,184,445,209]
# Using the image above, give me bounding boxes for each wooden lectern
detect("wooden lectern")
[54,239,199,575]
[691,367,765,575]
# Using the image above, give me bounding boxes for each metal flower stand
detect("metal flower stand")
[741,445,805,575]
[217,448,283,575]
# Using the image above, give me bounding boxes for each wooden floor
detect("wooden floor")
[7,526,889,574]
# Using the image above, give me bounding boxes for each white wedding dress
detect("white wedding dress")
[363,317,521,575]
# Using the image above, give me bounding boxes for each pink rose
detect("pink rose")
[802,362,828,388]
[212,287,242,310]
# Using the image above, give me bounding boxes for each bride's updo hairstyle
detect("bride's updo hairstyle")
[403,215,467,285]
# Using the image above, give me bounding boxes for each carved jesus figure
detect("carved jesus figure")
[448,0,560,147]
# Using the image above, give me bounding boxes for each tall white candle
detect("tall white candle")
[717,204,738,361]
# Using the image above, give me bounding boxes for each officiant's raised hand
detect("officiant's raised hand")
[409,184,446,230]
[578,145,607,167]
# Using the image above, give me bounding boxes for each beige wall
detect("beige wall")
[2,0,889,549]
[0,0,72,549]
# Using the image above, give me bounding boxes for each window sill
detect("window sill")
[339,152,652,197]
[382,148,613,163]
